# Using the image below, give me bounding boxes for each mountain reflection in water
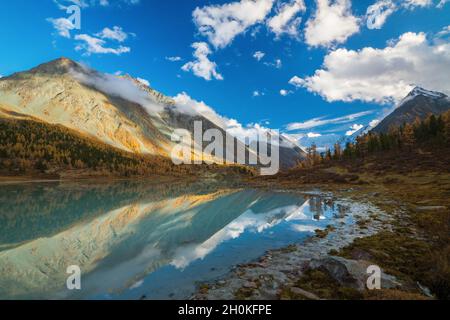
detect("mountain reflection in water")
[0,180,349,300]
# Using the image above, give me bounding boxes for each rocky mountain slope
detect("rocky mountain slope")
[0,58,305,170]
[0,58,169,155]
[373,87,450,133]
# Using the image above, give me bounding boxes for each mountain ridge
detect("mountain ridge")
[0,57,305,171]
[372,86,450,134]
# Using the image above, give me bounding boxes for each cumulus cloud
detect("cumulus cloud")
[253,51,266,61]
[48,0,135,55]
[172,92,227,126]
[365,0,436,30]
[182,42,223,81]
[76,26,133,55]
[49,1,139,40]
[267,0,306,38]
[280,89,292,96]
[288,75,303,88]
[294,31,450,104]
[192,0,275,49]
[253,90,265,97]
[286,111,373,131]
[95,26,129,42]
[366,0,397,30]
[75,34,131,55]
[47,18,75,38]
[345,124,364,136]
[304,0,360,48]
[402,0,432,9]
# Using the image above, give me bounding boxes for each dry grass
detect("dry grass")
[251,147,450,300]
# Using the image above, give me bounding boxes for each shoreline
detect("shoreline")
[191,176,447,300]
[0,174,201,185]
[192,188,401,300]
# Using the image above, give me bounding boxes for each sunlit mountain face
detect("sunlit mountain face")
[0,180,350,300]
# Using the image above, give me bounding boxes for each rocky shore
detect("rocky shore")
[192,190,430,300]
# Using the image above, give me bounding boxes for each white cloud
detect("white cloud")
[253,90,265,97]
[47,17,75,38]
[288,75,303,88]
[192,0,275,49]
[253,51,266,61]
[173,92,226,126]
[436,25,450,38]
[182,42,223,81]
[226,121,278,145]
[71,69,164,114]
[280,89,292,96]
[304,0,360,48]
[136,77,150,87]
[166,56,183,62]
[307,132,322,138]
[286,111,373,131]
[369,119,381,128]
[402,0,432,9]
[75,34,131,55]
[366,0,397,30]
[295,32,450,104]
[264,58,282,68]
[267,0,306,38]
[95,26,129,42]
[345,124,364,136]
[172,92,285,147]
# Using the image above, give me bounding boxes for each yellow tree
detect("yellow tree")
[402,123,416,151]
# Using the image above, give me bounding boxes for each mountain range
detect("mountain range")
[372,87,450,134]
[1,58,449,175]
[303,86,450,151]
[0,58,306,172]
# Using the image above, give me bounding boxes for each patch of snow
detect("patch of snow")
[409,87,447,99]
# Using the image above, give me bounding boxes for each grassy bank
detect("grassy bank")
[250,148,450,300]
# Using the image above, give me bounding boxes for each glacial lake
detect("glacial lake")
[0,180,352,300]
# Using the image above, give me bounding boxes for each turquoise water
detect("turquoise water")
[0,180,350,300]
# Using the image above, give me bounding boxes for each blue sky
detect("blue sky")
[1,0,449,150]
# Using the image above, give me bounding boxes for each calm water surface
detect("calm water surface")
[0,180,351,300]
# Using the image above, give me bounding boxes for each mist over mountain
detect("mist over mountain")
[0,58,305,170]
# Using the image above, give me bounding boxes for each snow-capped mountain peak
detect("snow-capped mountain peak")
[408,86,447,99]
